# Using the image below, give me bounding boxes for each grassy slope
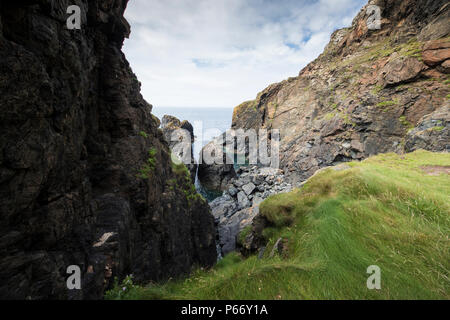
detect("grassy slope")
[107,150,450,300]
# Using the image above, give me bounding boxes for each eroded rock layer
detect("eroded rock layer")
[0,1,216,299]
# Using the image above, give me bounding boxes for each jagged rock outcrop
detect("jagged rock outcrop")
[231,0,450,184]
[160,115,197,181]
[0,1,216,299]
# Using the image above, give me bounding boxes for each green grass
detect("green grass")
[237,226,253,246]
[371,85,383,95]
[376,99,399,108]
[170,160,205,205]
[110,150,450,300]
[137,147,157,179]
[399,116,414,130]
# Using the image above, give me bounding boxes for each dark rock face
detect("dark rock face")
[160,115,197,181]
[197,161,235,193]
[0,1,216,299]
[198,133,236,192]
[231,0,450,184]
[405,105,449,152]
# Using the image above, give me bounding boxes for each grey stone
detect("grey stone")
[234,179,244,188]
[228,186,238,197]
[251,175,265,185]
[218,221,240,255]
[242,182,256,195]
[237,191,251,209]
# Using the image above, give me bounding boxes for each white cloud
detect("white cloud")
[123,0,366,108]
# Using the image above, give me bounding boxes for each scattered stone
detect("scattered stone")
[234,180,244,188]
[211,165,294,255]
[228,186,238,197]
[242,182,256,195]
[237,191,251,209]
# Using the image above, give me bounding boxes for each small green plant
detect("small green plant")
[323,112,336,121]
[431,126,444,131]
[139,131,148,138]
[401,38,422,59]
[138,148,157,179]
[237,226,252,246]
[170,160,205,206]
[399,116,414,130]
[376,99,399,109]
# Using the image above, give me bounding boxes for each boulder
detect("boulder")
[198,134,236,192]
[242,182,256,195]
[237,191,251,209]
[228,186,238,197]
[380,53,425,87]
[218,206,260,255]
[422,38,450,66]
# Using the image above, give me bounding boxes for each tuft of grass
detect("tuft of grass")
[376,99,399,109]
[371,85,383,95]
[139,131,148,138]
[399,116,414,130]
[260,192,298,228]
[115,150,450,300]
[237,226,252,246]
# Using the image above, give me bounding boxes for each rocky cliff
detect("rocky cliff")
[0,1,216,299]
[232,0,449,184]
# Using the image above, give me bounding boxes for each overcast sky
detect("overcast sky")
[123,0,366,108]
